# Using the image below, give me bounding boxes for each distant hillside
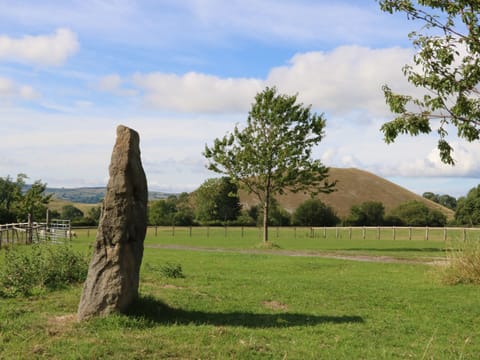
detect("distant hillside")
[45,187,173,204]
[240,167,454,219]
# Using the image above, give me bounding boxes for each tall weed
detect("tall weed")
[0,244,89,297]
[441,240,480,285]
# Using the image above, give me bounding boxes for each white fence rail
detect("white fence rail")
[0,219,72,248]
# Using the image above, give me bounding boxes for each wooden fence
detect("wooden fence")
[310,226,480,242]
[68,225,480,242]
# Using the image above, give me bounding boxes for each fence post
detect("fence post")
[392,227,396,241]
[207,226,210,238]
[336,227,339,239]
[463,228,466,241]
[443,227,447,242]
[323,226,326,238]
[27,213,33,244]
[241,226,244,238]
[189,226,192,237]
[425,227,429,241]
[155,225,158,237]
[349,227,352,240]
[408,227,412,241]
[362,227,366,240]
[377,227,380,240]
[294,227,296,239]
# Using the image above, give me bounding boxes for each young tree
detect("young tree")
[15,179,51,221]
[378,1,480,164]
[261,198,291,227]
[204,87,335,242]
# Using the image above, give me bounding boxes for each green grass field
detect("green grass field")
[1,228,479,359]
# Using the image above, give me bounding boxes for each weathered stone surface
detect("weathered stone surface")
[77,125,148,321]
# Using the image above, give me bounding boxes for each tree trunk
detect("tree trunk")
[263,200,269,243]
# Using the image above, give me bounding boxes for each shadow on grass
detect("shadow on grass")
[126,295,364,328]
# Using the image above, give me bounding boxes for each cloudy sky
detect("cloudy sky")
[0,0,478,197]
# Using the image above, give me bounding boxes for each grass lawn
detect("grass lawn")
[1,231,479,359]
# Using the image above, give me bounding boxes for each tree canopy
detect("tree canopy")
[387,200,447,227]
[378,0,480,164]
[204,87,335,242]
[149,193,194,226]
[455,185,480,225]
[422,191,457,210]
[345,201,385,226]
[0,174,51,223]
[292,199,339,227]
[193,177,241,225]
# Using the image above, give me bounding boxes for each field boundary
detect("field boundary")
[311,226,480,242]
[71,225,480,242]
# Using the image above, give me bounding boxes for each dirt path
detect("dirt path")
[145,244,446,265]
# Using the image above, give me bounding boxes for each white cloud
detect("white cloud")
[0,76,38,100]
[370,142,480,178]
[133,72,263,113]
[98,74,122,91]
[97,74,137,96]
[130,46,417,116]
[267,46,416,116]
[0,28,79,66]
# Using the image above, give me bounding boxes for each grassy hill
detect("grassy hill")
[45,187,172,204]
[240,167,454,219]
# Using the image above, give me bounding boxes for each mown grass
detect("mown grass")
[72,226,459,260]
[1,232,479,358]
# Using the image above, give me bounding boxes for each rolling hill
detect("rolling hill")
[45,187,172,204]
[239,167,454,219]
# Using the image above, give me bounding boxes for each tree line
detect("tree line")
[2,173,479,228]
[148,176,480,228]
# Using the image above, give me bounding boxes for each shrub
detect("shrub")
[159,262,185,279]
[441,240,480,285]
[0,244,89,297]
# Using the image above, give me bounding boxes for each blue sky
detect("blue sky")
[0,0,479,197]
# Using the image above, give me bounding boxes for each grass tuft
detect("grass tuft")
[441,240,480,285]
[255,241,281,249]
[159,262,185,278]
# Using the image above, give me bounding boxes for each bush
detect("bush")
[387,200,447,227]
[344,201,385,226]
[441,241,480,285]
[293,199,339,226]
[159,262,185,279]
[0,244,89,297]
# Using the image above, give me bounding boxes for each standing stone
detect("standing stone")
[78,125,148,321]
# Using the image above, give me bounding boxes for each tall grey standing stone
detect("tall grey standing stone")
[78,125,148,321]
